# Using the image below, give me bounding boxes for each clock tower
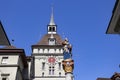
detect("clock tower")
[31,9,66,80]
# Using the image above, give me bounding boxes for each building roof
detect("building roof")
[35,34,63,45]
[106,0,120,34]
[0,21,10,45]
[97,78,111,80]
[97,72,120,80]
[2,45,17,49]
[111,72,120,80]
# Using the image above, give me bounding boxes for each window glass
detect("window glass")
[59,62,61,70]
[1,57,8,64]
[42,62,45,70]
[2,78,7,80]
[1,74,10,80]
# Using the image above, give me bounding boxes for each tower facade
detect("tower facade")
[31,10,66,80]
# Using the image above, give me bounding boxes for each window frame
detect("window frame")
[1,57,8,64]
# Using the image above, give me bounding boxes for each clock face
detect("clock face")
[48,57,56,64]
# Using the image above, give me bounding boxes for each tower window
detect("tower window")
[58,62,61,70]
[2,78,7,80]
[1,74,10,80]
[49,27,52,31]
[49,70,51,75]
[52,69,54,75]
[53,27,55,31]
[48,26,56,32]
[42,72,44,77]
[42,62,45,70]
[1,57,8,64]
[59,72,61,76]
[49,66,55,75]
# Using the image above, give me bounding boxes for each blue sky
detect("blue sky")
[0,0,119,80]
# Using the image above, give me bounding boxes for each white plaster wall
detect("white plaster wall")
[18,56,24,71]
[33,48,63,54]
[44,49,48,53]
[56,49,60,53]
[0,67,18,80]
[33,48,38,53]
[49,49,55,53]
[33,46,65,80]
[28,61,31,79]
[0,55,19,64]
[34,58,41,76]
[34,56,65,77]
[60,49,63,53]
[39,49,43,53]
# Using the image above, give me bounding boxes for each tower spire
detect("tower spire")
[47,6,57,34]
[49,6,55,25]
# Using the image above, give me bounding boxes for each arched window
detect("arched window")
[42,72,44,76]
[49,27,52,31]
[53,27,55,31]
[59,72,61,76]
[58,62,61,70]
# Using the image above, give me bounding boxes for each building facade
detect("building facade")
[0,46,28,80]
[0,10,66,80]
[30,10,65,80]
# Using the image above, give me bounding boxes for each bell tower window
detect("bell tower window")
[48,26,56,33]
[49,27,52,31]
[53,27,55,31]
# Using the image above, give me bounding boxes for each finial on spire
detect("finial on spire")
[49,6,55,25]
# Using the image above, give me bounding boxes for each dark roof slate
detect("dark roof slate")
[111,72,120,80]
[2,45,17,49]
[97,78,111,80]
[0,21,10,45]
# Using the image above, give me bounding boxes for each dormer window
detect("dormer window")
[49,38,56,45]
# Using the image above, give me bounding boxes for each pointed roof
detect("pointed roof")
[0,21,10,45]
[49,7,56,25]
[35,34,63,45]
